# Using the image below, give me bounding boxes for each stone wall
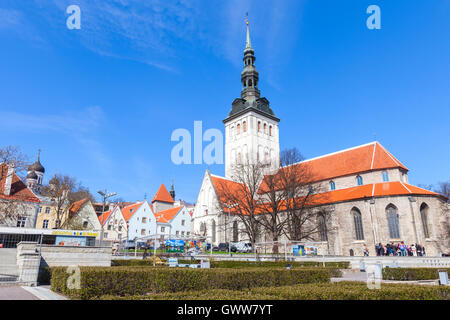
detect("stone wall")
[39,244,111,268]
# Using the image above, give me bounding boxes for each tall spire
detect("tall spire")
[241,17,260,102]
[245,19,252,50]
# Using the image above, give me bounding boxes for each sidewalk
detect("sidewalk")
[0,285,67,300]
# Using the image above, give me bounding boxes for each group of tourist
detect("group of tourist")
[362,242,426,256]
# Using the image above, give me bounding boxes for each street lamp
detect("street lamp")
[223,202,238,255]
[98,189,117,246]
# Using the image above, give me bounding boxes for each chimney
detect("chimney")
[4,164,15,196]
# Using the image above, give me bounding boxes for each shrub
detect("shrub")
[50,267,331,299]
[382,268,450,281]
[111,259,349,269]
[97,282,450,300]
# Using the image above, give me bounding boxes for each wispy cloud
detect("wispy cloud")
[6,0,303,84]
[0,106,113,174]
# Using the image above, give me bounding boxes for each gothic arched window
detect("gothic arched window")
[269,126,272,136]
[382,171,389,182]
[233,221,238,242]
[243,121,247,132]
[211,220,216,243]
[236,124,240,134]
[386,205,400,239]
[420,203,430,238]
[318,213,328,241]
[248,79,252,87]
[352,208,364,240]
[356,175,363,186]
[264,123,267,134]
[330,181,336,191]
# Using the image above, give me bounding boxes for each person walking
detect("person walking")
[400,241,407,257]
[363,243,369,256]
[411,244,417,256]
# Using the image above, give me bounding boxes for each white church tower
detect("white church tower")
[224,21,280,178]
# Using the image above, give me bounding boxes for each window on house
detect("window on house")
[382,171,389,182]
[141,229,146,235]
[38,206,42,213]
[187,232,190,236]
[161,227,165,233]
[176,231,179,235]
[104,232,108,238]
[83,221,88,228]
[269,126,272,136]
[420,203,430,238]
[118,226,122,231]
[181,220,185,226]
[42,220,49,229]
[264,123,267,133]
[142,217,147,223]
[356,175,363,186]
[330,181,336,191]
[16,216,26,228]
[386,205,400,239]
[45,207,50,214]
[352,208,364,240]
[243,121,247,132]
[181,231,185,236]
[258,121,261,132]
[236,124,240,134]
[55,220,61,228]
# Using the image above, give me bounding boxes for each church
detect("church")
[191,23,449,256]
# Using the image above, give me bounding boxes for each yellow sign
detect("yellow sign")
[51,230,99,237]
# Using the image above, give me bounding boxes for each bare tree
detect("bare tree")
[0,145,29,174]
[41,174,94,228]
[215,159,268,252]
[0,146,33,226]
[278,148,334,242]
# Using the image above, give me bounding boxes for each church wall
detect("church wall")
[334,195,448,257]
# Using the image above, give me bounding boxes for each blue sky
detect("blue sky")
[0,0,449,203]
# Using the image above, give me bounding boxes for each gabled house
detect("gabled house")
[0,163,41,228]
[122,201,156,241]
[98,204,127,243]
[64,199,102,231]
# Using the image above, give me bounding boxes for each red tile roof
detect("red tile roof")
[152,184,174,204]
[154,206,183,223]
[69,198,88,214]
[313,181,440,205]
[121,201,144,222]
[0,163,40,203]
[211,174,249,206]
[259,142,408,192]
[304,142,407,180]
[98,209,112,226]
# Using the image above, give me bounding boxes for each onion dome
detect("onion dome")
[29,151,45,173]
[27,170,38,179]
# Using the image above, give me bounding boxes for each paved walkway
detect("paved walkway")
[0,285,67,300]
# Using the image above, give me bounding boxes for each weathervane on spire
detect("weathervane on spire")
[245,12,249,25]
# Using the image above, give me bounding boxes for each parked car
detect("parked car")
[233,242,252,253]
[214,243,237,252]
[187,247,202,255]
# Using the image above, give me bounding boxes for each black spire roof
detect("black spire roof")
[224,21,279,123]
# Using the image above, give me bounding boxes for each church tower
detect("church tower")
[26,150,45,191]
[223,21,280,178]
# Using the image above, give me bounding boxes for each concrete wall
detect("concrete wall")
[39,245,111,268]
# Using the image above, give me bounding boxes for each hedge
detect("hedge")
[51,267,331,299]
[383,268,450,281]
[99,282,450,300]
[111,259,350,269]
